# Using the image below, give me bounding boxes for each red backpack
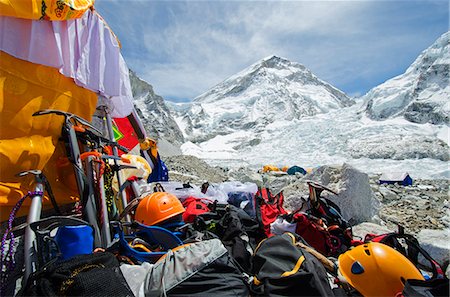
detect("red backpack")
[182,197,211,223]
[254,188,287,237]
[292,213,330,255]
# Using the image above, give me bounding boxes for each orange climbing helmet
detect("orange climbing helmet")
[135,192,185,226]
[338,242,424,297]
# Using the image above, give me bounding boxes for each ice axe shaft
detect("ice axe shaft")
[33,109,102,247]
[296,241,336,273]
[307,181,338,209]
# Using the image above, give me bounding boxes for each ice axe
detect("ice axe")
[33,109,102,247]
[306,181,338,210]
[296,241,337,274]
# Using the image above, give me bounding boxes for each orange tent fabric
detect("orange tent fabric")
[0,51,98,221]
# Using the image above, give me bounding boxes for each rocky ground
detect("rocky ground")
[164,155,449,271]
[371,176,449,233]
[164,155,228,183]
[165,155,449,235]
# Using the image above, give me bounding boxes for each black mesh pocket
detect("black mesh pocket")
[23,252,133,297]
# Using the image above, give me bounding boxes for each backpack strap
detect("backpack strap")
[402,234,445,279]
[370,233,444,279]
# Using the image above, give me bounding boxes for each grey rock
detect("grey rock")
[283,163,379,223]
[352,222,394,240]
[262,174,294,196]
[378,186,399,202]
[164,155,227,184]
[417,229,450,268]
[129,70,184,145]
[227,167,264,186]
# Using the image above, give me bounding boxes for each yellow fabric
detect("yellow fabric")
[0,0,94,20]
[262,165,280,173]
[281,255,305,277]
[111,154,152,192]
[0,51,98,221]
[139,138,159,159]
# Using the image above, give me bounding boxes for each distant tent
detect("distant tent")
[379,172,413,186]
[286,166,307,176]
[262,165,280,173]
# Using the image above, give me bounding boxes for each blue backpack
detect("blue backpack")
[140,150,169,182]
[148,156,169,182]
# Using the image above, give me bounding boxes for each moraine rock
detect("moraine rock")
[262,173,297,196]
[227,167,264,186]
[417,229,450,270]
[376,179,449,232]
[164,155,227,183]
[352,222,395,240]
[283,163,379,223]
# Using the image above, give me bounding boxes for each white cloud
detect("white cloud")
[96,0,449,100]
[130,1,376,99]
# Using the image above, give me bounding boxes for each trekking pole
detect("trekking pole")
[15,170,44,285]
[80,152,110,247]
[33,110,102,247]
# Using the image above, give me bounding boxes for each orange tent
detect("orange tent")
[0,0,134,221]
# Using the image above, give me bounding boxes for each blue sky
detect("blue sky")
[96,0,449,102]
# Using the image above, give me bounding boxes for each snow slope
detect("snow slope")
[181,101,449,179]
[363,31,449,124]
[151,34,450,179]
[176,55,354,142]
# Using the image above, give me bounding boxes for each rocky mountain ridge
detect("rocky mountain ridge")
[129,70,184,145]
[362,31,449,124]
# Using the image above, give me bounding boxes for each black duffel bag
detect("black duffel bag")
[22,252,133,297]
[251,232,336,297]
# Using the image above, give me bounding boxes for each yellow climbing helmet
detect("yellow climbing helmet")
[338,242,424,297]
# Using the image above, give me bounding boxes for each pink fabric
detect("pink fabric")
[0,10,133,117]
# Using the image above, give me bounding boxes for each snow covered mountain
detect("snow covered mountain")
[175,56,354,142]
[174,41,449,179]
[129,70,184,145]
[363,31,449,124]
[131,34,448,179]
